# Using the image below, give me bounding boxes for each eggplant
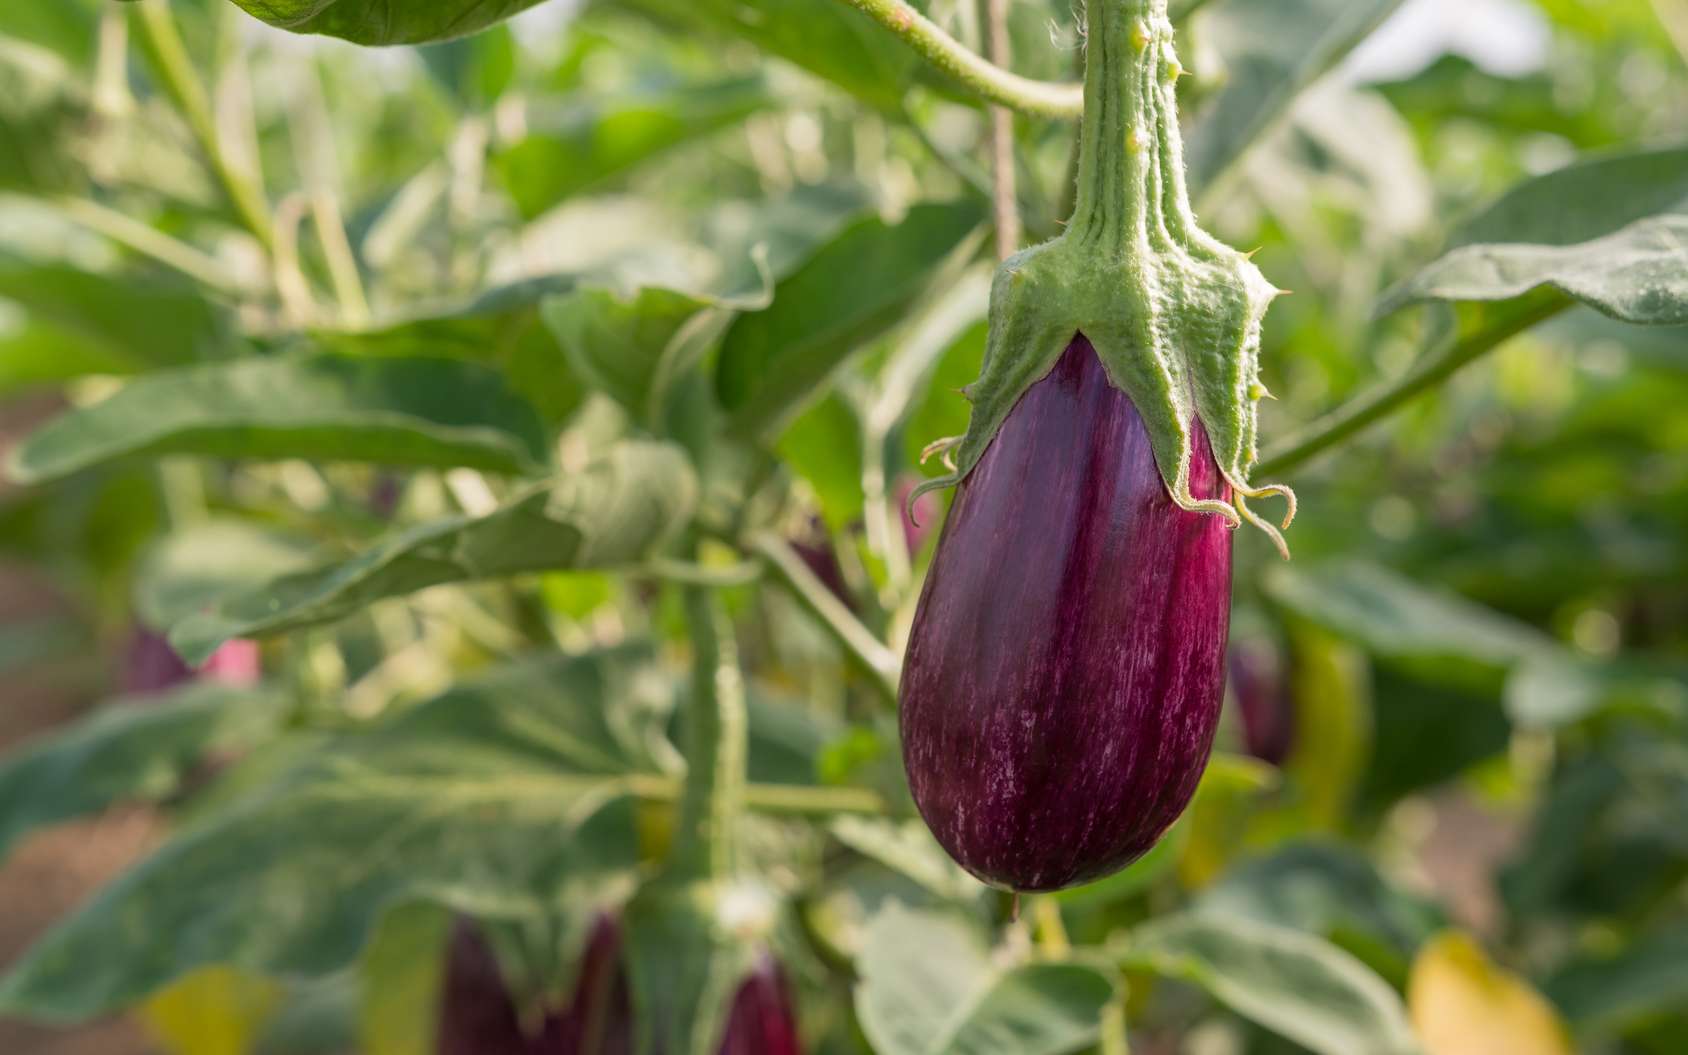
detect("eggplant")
[439,913,799,1054]
[716,954,802,1055]
[437,918,530,1055]
[900,336,1233,892]
[1229,642,1294,765]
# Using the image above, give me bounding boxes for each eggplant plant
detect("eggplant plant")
[0,0,1685,1053]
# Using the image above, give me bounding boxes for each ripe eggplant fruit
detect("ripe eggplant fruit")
[717,954,803,1055]
[901,0,1295,890]
[439,913,800,1054]
[900,337,1233,891]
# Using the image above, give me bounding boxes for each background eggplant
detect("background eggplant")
[716,953,802,1055]
[899,336,1234,892]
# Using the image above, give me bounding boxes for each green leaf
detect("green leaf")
[828,816,980,903]
[0,37,87,194]
[0,683,287,863]
[776,390,865,532]
[495,78,773,219]
[1185,0,1406,195]
[169,441,697,664]
[7,353,552,485]
[1544,920,1688,1032]
[718,201,984,438]
[0,649,663,1022]
[357,902,452,1055]
[1504,653,1688,731]
[540,261,769,430]
[1381,147,1688,324]
[856,904,1115,1055]
[1198,843,1445,968]
[1119,913,1419,1055]
[606,0,920,113]
[223,0,549,45]
[135,520,318,632]
[0,257,231,377]
[1264,560,1555,691]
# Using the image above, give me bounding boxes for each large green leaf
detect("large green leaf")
[855,904,1115,1055]
[1381,147,1688,324]
[1264,560,1555,691]
[7,353,552,485]
[0,649,664,1022]
[0,37,87,194]
[0,258,231,377]
[1119,913,1419,1055]
[170,441,697,664]
[0,683,286,862]
[540,263,768,430]
[717,201,984,438]
[1185,0,1406,195]
[223,0,549,45]
[605,0,921,113]
[1197,843,1445,981]
[495,78,773,220]
[134,520,318,632]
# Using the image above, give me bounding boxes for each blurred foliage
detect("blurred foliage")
[0,0,1685,1052]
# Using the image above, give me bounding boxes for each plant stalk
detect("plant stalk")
[672,586,749,880]
[131,0,275,254]
[1255,295,1570,475]
[836,0,1083,119]
[983,0,1021,259]
[752,533,901,705]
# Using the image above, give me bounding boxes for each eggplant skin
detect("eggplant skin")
[717,954,803,1055]
[900,334,1234,892]
[438,913,799,1054]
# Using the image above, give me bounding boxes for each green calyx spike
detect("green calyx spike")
[911,0,1297,558]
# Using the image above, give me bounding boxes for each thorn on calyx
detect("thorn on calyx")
[1131,20,1152,51]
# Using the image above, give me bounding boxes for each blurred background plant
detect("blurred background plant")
[0,0,1685,1052]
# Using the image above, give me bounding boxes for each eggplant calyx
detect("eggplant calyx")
[911,0,1296,558]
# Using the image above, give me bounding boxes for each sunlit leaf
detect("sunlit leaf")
[856,903,1115,1055]
[169,441,696,664]
[1381,146,1688,325]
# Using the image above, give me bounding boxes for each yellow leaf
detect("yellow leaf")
[1408,931,1576,1055]
[138,965,283,1055]
[359,902,452,1055]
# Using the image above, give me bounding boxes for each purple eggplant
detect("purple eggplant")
[123,629,261,696]
[899,336,1234,892]
[717,954,802,1055]
[439,914,799,1054]
[437,919,530,1055]
[1229,642,1294,765]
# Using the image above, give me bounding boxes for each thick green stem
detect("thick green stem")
[672,587,748,880]
[1068,0,1194,258]
[132,0,275,254]
[836,0,1083,119]
[1255,295,1570,475]
[752,533,901,705]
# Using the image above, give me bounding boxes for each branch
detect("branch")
[131,1,275,254]
[751,532,902,705]
[983,0,1021,259]
[1255,296,1570,476]
[837,0,1083,119]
